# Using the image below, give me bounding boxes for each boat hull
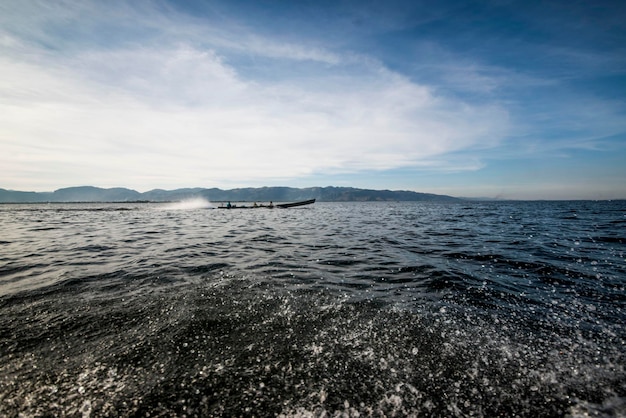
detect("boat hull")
[217,199,315,209]
[276,199,316,208]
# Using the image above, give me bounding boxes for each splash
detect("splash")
[160,198,214,210]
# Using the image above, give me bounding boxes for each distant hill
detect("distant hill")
[51,186,142,202]
[0,186,461,203]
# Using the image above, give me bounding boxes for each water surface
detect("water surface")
[1,201,624,416]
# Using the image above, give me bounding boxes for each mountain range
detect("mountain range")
[0,186,461,203]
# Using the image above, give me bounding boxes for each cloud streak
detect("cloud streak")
[1,0,624,198]
[0,1,510,192]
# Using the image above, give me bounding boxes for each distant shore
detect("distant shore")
[0,186,461,203]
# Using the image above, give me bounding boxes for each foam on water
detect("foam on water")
[1,273,623,416]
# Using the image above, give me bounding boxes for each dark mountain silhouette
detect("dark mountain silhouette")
[0,186,461,203]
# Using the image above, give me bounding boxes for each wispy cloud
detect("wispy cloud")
[1,0,624,198]
[0,0,511,191]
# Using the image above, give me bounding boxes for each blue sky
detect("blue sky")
[1,0,625,199]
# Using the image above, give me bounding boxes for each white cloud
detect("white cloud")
[0,1,511,192]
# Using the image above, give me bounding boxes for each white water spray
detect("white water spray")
[160,198,214,210]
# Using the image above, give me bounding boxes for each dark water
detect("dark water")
[1,200,624,417]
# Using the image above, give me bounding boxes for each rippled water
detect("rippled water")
[1,201,624,417]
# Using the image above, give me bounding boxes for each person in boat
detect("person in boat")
[269,201,273,208]
[226,201,231,208]
[253,202,258,207]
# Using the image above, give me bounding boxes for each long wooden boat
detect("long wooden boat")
[276,198,316,208]
[217,199,315,209]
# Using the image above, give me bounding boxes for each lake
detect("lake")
[1,201,624,416]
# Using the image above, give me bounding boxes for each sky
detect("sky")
[1,0,625,199]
